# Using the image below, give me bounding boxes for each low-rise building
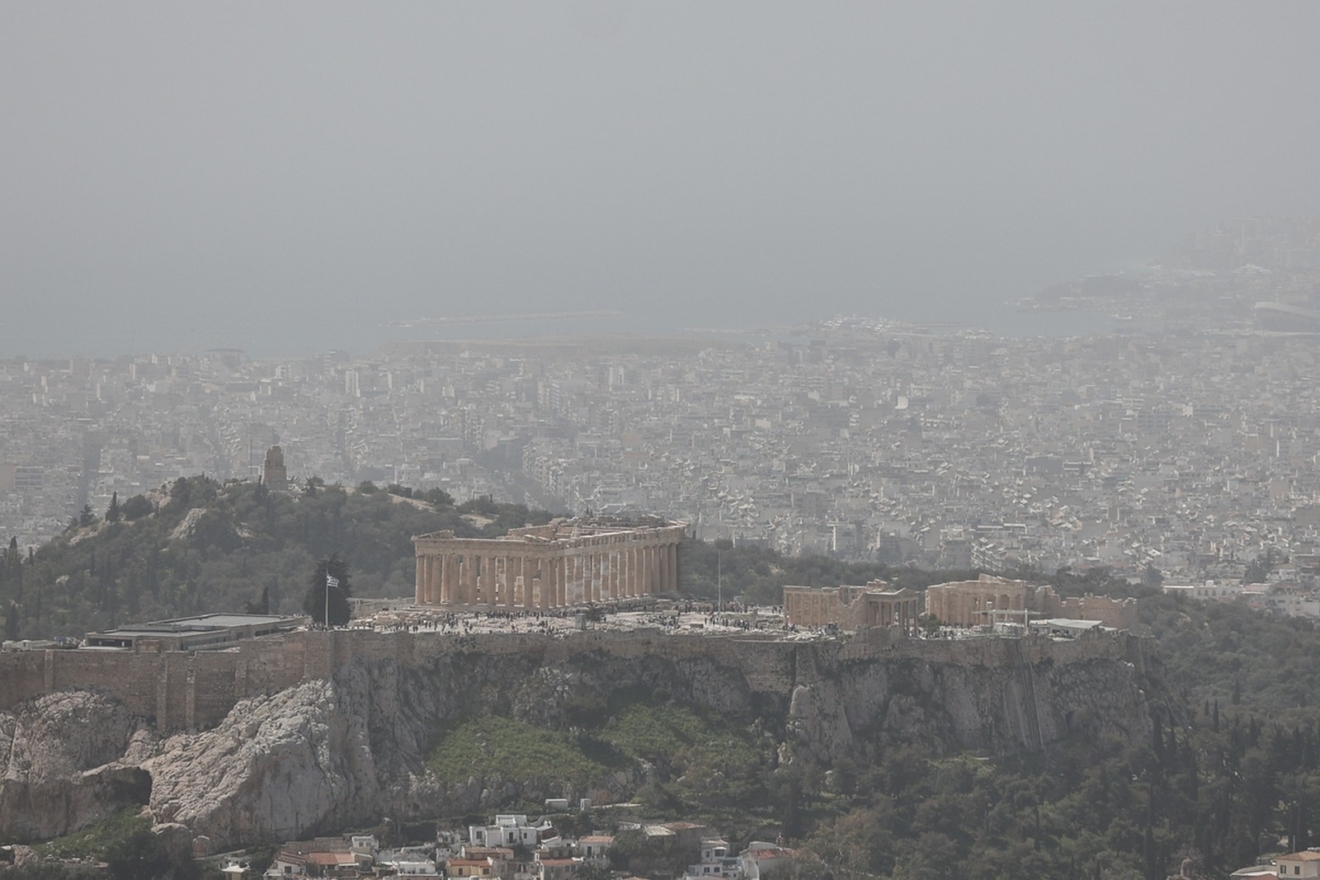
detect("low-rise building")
[264,839,356,879]
[1276,850,1320,878]
[739,842,796,880]
[448,857,497,880]
[85,612,302,651]
[575,836,614,863]
[536,857,579,880]
[469,815,546,848]
[684,838,742,880]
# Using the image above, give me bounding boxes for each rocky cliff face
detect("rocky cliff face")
[146,679,382,846]
[0,633,1159,851]
[0,691,154,841]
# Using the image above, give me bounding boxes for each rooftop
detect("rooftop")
[84,613,302,651]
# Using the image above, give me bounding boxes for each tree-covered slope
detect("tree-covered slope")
[792,596,1320,880]
[0,476,551,639]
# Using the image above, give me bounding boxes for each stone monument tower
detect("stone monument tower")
[261,445,288,492]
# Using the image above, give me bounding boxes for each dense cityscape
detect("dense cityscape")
[6,221,1320,602]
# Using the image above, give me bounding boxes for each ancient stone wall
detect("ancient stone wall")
[0,626,1142,731]
[1058,594,1141,629]
[783,583,921,631]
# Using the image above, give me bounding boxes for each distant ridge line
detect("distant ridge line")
[385,310,623,328]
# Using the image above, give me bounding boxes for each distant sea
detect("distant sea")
[0,302,1153,362]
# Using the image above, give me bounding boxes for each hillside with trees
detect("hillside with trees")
[0,479,992,641]
[786,595,1320,880]
[0,476,552,640]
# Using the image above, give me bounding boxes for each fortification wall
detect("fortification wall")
[0,625,1141,731]
[0,651,46,708]
[837,623,1134,666]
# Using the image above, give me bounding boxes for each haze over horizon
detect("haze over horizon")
[3,3,1318,358]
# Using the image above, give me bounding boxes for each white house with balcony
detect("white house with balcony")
[469,815,548,848]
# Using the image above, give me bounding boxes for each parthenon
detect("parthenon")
[412,516,687,609]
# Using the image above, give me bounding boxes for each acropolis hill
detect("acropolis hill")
[0,499,1159,848]
[0,617,1161,848]
[0,622,1150,732]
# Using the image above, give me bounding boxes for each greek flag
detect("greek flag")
[326,574,339,589]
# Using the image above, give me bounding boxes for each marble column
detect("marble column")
[619,548,630,598]
[438,554,446,604]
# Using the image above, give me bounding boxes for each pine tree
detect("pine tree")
[106,492,120,523]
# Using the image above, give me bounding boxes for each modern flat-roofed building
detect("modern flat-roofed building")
[84,612,302,651]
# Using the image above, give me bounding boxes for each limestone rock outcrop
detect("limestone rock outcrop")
[147,679,380,847]
[0,691,152,841]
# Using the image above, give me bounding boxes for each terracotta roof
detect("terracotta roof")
[1280,852,1320,861]
[749,848,796,860]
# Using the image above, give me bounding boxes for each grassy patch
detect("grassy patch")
[427,702,770,812]
[427,717,616,788]
[34,807,150,860]
[604,702,761,771]
[602,703,768,807]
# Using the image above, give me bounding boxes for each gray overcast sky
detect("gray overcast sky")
[2,3,1318,356]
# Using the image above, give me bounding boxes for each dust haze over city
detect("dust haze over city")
[9,5,1320,880]
[3,3,1318,356]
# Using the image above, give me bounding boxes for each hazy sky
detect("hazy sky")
[3,3,1318,356]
